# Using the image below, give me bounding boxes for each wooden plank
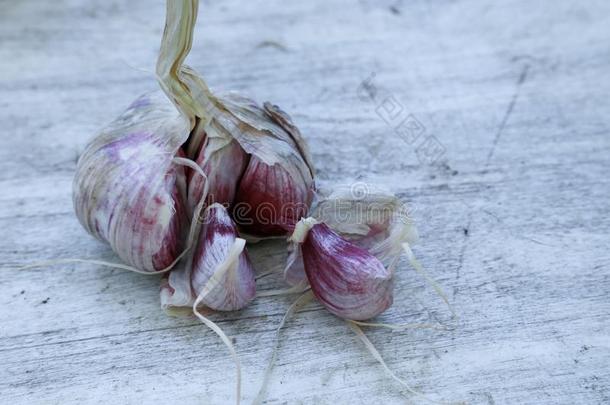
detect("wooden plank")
[1,0,609,403]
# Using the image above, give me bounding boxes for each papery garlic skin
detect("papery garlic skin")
[211,94,315,237]
[284,243,307,286]
[191,204,256,311]
[312,185,418,264]
[299,221,393,321]
[73,92,190,272]
[186,120,248,211]
[284,187,417,285]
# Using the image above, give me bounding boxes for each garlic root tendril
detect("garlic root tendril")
[347,321,463,405]
[253,290,314,405]
[15,258,163,275]
[192,237,246,405]
[402,243,457,320]
[256,280,309,298]
[351,320,451,331]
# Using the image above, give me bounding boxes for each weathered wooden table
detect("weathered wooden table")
[1,0,609,403]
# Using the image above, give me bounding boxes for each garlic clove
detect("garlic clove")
[294,219,393,321]
[233,156,312,236]
[73,91,190,272]
[262,101,316,177]
[310,185,418,265]
[187,119,248,211]
[191,203,256,311]
[210,93,315,237]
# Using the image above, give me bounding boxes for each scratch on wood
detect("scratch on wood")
[485,64,530,165]
[255,40,289,53]
[455,212,472,285]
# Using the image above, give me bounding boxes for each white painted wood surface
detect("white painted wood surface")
[1,0,609,403]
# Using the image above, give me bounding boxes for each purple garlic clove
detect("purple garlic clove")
[309,185,418,265]
[191,203,256,311]
[292,219,393,321]
[73,92,190,272]
[213,93,315,237]
[233,156,312,236]
[186,122,248,210]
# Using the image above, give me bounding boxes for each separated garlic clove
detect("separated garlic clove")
[310,185,418,265]
[73,92,190,272]
[291,218,393,321]
[191,203,256,311]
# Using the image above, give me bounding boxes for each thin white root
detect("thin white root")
[253,290,314,405]
[191,239,246,405]
[402,243,457,319]
[171,155,210,269]
[15,258,158,275]
[347,321,460,405]
[16,157,210,276]
[193,300,241,405]
[254,269,276,281]
[256,281,310,297]
[351,320,452,331]
[172,156,205,178]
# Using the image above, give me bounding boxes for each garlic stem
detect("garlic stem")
[157,0,216,126]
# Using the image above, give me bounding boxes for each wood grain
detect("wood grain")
[1,0,609,403]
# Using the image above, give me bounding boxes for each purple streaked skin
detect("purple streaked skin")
[74,129,188,272]
[233,156,313,237]
[96,132,147,160]
[127,95,151,110]
[191,204,255,311]
[187,137,248,210]
[301,222,393,321]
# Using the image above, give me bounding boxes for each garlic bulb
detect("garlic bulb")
[290,219,393,321]
[73,92,190,272]
[161,0,315,240]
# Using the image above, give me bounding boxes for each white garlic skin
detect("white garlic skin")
[191,204,256,311]
[73,92,190,272]
[300,222,393,321]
